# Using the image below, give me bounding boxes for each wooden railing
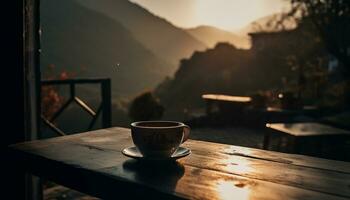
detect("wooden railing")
[41,78,111,136]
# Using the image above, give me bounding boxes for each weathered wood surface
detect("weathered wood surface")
[9,127,350,200]
[266,122,350,137]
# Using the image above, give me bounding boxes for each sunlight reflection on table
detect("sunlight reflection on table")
[216,180,251,200]
[224,146,253,155]
[226,158,253,174]
[213,147,254,199]
[221,146,254,174]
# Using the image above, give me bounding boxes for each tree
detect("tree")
[128,92,164,121]
[41,67,74,119]
[286,0,350,74]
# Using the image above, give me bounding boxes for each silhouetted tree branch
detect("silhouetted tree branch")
[286,0,350,74]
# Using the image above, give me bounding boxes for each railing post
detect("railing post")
[42,78,112,133]
[70,83,75,98]
[101,79,111,128]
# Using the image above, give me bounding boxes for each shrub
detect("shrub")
[128,92,164,121]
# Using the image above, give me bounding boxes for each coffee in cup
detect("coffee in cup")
[130,121,190,157]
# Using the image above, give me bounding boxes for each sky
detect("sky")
[130,0,290,31]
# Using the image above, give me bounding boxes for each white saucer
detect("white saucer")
[122,146,191,161]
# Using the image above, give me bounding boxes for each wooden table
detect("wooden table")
[202,94,252,124]
[202,94,252,103]
[8,127,350,199]
[264,122,350,161]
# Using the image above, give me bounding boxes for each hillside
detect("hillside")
[155,22,325,119]
[155,43,274,118]
[77,0,207,68]
[40,0,172,97]
[186,25,250,49]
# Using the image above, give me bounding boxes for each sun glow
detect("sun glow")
[130,0,289,31]
[195,0,264,30]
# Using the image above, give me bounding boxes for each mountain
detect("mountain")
[155,43,271,119]
[76,0,207,68]
[155,41,290,119]
[186,25,250,49]
[40,0,172,97]
[155,22,325,119]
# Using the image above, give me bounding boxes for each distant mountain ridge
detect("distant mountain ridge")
[41,0,172,97]
[76,0,208,68]
[186,25,250,49]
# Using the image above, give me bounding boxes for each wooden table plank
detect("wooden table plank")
[9,127,350,199]
[14,127,350,173]
[22,127,349,173]
[102,162,348,200]
[185,139,350,174]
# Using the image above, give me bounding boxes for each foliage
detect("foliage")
[259,11,333,105]
[41,65,75,119]
[267,0,350,108]
[128,92,164,121]
[286,0,350,73]
[41,85,65,119]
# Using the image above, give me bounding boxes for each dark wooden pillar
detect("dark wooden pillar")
[4,0,41,199]
[24,0,42,199]
[24,0,41,141]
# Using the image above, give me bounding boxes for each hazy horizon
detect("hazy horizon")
[130,0,290,32]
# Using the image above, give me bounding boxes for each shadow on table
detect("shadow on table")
[122,160,185,191]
